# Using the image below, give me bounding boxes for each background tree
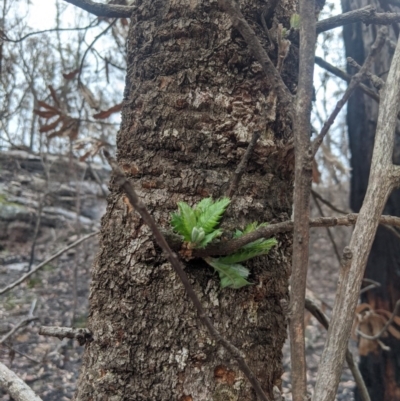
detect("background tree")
[342,0,400,399]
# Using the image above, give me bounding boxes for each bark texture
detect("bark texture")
[342,0,400,399]
[75,0,297,399]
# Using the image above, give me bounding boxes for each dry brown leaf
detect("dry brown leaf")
[34,109,60,119]
[63,68,80,80]
[79,83,100,110]
[39,116,63,133]
[93,103,123,119]
[48,85,61,109]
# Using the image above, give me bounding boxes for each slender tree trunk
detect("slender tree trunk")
[74,0,297,399]
[342,0,400,399]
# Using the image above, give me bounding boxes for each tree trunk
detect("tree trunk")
[74,0,297,399]
[342,0,400,399]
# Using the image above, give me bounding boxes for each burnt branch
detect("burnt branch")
[103,150,270,401]
[226,131,260,198]
[62,0,135,18]
[39,326,93,346]
[312,27,387,157]
[218,0,293,111]
[315,57,380,102]
[316,5,400,33]
[0,231,99,296]
[311,189,348,214]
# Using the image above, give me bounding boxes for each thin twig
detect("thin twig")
[1,19,99,43]
[0,317,39,345]
[312,27,387,157]
[62,0,135,18]
[191,213,400,258]
[304,298,371,401]
[78,19,117,85]
[0,362,43,401]
[312,192,341,262]
[315,57,380,102]
[226,132,260,198]
[2,344,41,365]
[347,57,384,90]
[103,150,270,401]
[311,189,348,214]
[0,231,99,296]
[356,299,400,340]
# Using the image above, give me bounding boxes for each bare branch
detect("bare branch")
[1,20,99,43]
[311,189,348,214]
[312,28,387,157]
[289,0,316,395]
[316,5,400,33]
[0,231,99,296]
[0,362,43,401]
[315,57,380,103]
[191,213,400,258]
[103,150,270,401]
[39,326,93,345]
[305,298,371,401]
[0,317,39,345]
[62,0,135,18]
[218,0,293,111]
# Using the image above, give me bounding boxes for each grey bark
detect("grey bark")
[74,0,298,400]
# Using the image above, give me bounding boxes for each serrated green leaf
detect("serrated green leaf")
[219,238,277,264]
[191,226,206,244]
[171,212,187,239]
[205,258,251,289]
[198,229,223,248]
[170,201,197,241]
[197,197,230,234]
[196,197,214,214]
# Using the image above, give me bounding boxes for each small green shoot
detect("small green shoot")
[171,199,277,289]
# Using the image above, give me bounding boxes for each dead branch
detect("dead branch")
[312,22,400,401]
[315,56,380,102]
[347,57,385,90]
[0,231,99,296]
[226,131,260,198]
[316,5,400,33]
[192,213,400,258]
[305,298,371,401]
[62,0,135,18]
[103,150,270,401]
[311,189,348,214]
[289,0,316,396]
[39,326,93,346]
[312,27,387,157]
[0,317,39,345]
[0,362,43,401]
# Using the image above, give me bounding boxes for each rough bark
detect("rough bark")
[74,0,297,400]
[342,0,400,399]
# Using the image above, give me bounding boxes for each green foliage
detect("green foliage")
[290,13,301,29]
[170,199,277,289]
[171,197,230,248]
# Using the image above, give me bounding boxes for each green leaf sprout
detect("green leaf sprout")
[170,198,277,289]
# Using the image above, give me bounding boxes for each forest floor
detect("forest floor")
[0,152,356,400]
